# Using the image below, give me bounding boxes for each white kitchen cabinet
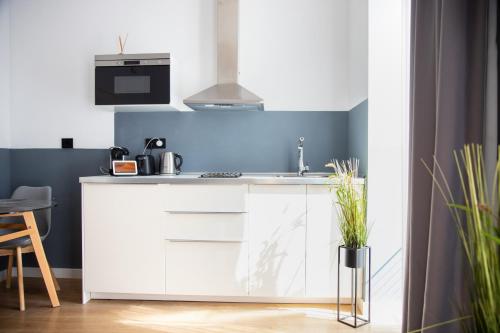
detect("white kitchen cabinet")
[248,185,307,297]
[81,179,360,303]
[82,184,165,294]
[306,185,350,299]
[165,240,249,296]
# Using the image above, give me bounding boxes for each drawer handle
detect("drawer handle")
[167,239,246,243]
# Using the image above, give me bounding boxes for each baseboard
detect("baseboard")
[89,292,340,304]
[0,267,81,280]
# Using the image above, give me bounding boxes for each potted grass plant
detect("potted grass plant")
[419,144,500,333]
[326,158,368,268]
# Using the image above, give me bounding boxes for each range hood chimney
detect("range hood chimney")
[184,0,264,111]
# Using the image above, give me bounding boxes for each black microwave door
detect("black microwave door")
[95,65,170,105]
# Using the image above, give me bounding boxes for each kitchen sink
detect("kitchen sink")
[273,173,330,178]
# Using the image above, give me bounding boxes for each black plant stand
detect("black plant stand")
[337,245,371,328]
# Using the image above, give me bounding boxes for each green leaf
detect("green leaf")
[447,203,470,211]
[484,231,500,245]
[420,144,500,333]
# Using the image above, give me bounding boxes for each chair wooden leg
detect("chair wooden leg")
[49,266,60,291]
[6,254,13,289]
[16,247,25,311]
[23,211,59,307]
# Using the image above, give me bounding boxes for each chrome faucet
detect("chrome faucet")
[297,137,310,176]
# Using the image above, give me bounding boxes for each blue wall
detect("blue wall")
[115,111,349,173]
[8,149,108,268]
[0,148,10,198]
[0,148,10,270]
[348,100,368,176]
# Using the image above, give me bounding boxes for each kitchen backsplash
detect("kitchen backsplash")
[115,105,367,174]
[348,100,368,176]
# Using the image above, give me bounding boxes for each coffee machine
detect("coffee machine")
[109,146,129,175]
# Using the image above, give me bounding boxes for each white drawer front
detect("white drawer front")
[161,184,248,212]
[165,241,249,296]
[164,213,248,241]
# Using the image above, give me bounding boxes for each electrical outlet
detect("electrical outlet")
[144,138,166,149]
[61,138,73,149]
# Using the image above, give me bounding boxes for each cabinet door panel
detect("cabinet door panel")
[249,185,306,297]
[165,241,249,296]
[83,184,165,294]
[306,185,351,298]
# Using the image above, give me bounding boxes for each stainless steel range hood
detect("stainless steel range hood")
[184,0,263,111]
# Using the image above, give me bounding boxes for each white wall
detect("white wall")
[0,0,10,148]
[239,0,367,111]
[348,0,368,108]
[5,0,367,148]
[8,0,216,148]
[367,0,408,325]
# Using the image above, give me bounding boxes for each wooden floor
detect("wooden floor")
[0,278,399,333]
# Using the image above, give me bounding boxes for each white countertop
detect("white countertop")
[79,172,365,185]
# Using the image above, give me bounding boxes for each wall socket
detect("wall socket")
[61,138,73,149]
[144,138,166,150]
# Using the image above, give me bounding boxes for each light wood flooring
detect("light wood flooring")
[0,278,399,333]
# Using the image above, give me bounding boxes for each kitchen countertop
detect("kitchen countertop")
[79,173,365,185]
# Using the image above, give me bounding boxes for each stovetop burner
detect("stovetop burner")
[199,172,242,178]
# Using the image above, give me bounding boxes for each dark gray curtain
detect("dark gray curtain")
[403,1,496,333]
[485,0,498,181]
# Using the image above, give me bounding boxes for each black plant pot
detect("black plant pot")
[344,246,367,269]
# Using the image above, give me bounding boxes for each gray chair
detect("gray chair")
[0,186,60,311]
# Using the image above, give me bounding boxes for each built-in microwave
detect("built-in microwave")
[95,53,170,105]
